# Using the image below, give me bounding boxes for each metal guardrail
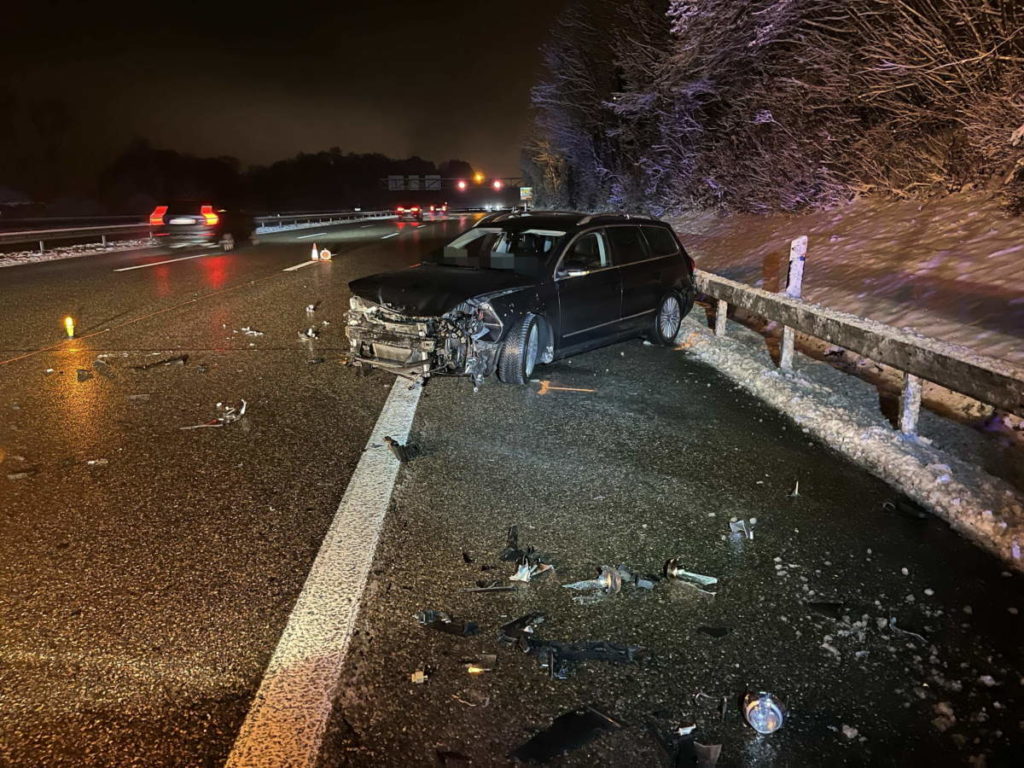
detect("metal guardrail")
[0,210,396,252]
[695,269,1024,429]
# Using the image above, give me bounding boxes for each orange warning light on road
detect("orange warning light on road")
[64,316,75,338]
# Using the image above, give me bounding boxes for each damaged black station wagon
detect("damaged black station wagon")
[345,211,696,386]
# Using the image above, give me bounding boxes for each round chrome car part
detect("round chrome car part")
[659,294,681,339]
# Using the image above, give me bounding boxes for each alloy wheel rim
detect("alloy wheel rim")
[525,323,539,376]
[659,296,681,338]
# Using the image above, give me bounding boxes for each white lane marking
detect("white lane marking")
[295,232,328,239]
[282,260,322,272]
[360,224,374,228]
[380,232,399,239]
[112,253,213,272]
[225,379,422,768]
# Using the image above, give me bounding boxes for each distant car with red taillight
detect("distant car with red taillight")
[429,203,449,217]
[149,201,256,251]
[395,205,423,222]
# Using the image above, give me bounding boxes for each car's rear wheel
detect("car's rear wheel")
[220,232,235,252]
[650,292,683,345]
[497,314,540,385]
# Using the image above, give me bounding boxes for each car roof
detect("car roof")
[474,210,668,233]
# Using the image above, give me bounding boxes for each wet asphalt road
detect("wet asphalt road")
[319,348,1023,766]
[0,215,469,767]
[1,216,1022,768]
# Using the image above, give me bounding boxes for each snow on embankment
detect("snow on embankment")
[0,239,152,268]
[670,193,1024,367]
[677,313,1024,571]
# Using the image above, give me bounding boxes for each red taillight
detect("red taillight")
[149,205,167,226]
[397,207,405,212]
[200,204,219,226]
[411,206,420,212]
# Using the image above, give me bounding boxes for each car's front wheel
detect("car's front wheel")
[497,314,540,385]
[650,292,683,345]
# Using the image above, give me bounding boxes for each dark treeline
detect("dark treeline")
[0,114,475,216]
[522,0,1024,215]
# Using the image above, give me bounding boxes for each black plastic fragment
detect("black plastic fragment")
[806,601,847,620]
[498,613,545,649]
[527,638,643,680]
[509,706,623,763]
[384,436,418,463]
[415,610,478,636]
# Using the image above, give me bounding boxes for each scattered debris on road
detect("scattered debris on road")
[84,458,109,467]
[528,638,644,680]
[384,436,417,463]
[132,354,189,370]
[563,565,622,603]
[498,613,545,649]
[239,326,264,337]
[742,691,786,734]
[509,706,623,763]
[664,559,719,589]
[299,327,320,340]
[76,368,93,382]
[414,609,479,637]
[728,519,755,540]
[93,359,115,379]
[180,399,248,430]
[463,653,497,674]
[410,669,429,685]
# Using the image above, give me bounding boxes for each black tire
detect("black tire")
[650,291,683,345]
[497,314,540,385]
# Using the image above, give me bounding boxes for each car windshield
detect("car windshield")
[437,227,565,272]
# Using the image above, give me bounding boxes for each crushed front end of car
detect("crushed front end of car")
[345,296,505,386]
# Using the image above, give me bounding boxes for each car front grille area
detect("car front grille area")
[346,308,435,368]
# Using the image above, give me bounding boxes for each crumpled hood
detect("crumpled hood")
[348,264,536,316]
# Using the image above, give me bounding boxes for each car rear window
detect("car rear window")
[605,226,649,265]
[641,226,680,257]
[166,201,204,215]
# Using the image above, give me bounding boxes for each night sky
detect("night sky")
[3,0,567,177]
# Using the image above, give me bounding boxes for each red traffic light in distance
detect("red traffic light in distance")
[492,179,504,190]
[456,179,468,191]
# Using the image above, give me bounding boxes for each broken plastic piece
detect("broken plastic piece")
[742,692,786,734]
[84,458,109,467]
[240,326,264,336]
[410,669,429,684]
[664,559,718,587]
[729,519,755,540]
[414,609,479,636]
[562,565,622,595]
[132,354,189,370]
[510,561,554,583]
[498,613,545,649]
[76,369,93,382]
[529,639,643,680]
[464,581,517,593]
[384,436,417,463]
[305,301,321,314]
[451,690,489,708]
[299,327,320,340]
[615,564,657,589]
[509,706,623,763]
[215,400,247,424]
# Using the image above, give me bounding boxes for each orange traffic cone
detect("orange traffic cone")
[310,243,319,260]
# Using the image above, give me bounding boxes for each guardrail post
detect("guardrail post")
[39,240,45,254]
[780,235,808,370]
[715,299,728,337]
[101,235,107,247]
[899,372,923,436]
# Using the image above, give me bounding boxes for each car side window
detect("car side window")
[605,226,649,265]
[560,231,609,273]
[641,226,680,257]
